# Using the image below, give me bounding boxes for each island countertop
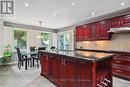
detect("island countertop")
[39,50,114,62]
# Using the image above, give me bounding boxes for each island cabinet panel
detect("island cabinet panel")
[40,51,113,87]
[77,61,92,87]
[40,53,49,75]
[49,55,63,86]
[62,58,77,87]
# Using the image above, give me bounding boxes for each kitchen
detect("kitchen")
[0,0,130,87]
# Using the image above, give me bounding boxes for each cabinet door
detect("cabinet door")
[100,21,109,38]
[63,58,77,87]
[91,24,96,40]
[122,14,130,26]
[96,22,101,38]
[83,25,91,40]
[54,56,63,86]
[78,61,92,87]
[109,17,122,28]
[76,26,83,41]
[42,54,49,75]
[48,55,55,78]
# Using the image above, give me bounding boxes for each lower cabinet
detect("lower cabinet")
[40,52,112,87]
[62,58,77,87]
[77,60,92,87]
[112,54,130,80]
[41,53,49,75]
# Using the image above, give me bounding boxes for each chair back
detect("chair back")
[30,46,37,57]
[16,48,22,60]
[51,46,55,49]
[30,46,36,51]
[38,47,46,50]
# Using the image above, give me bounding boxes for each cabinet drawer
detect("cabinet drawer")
[113,68,130,78]
[113,56,130,61]
[113,64,130,71]
[113,60,130,66]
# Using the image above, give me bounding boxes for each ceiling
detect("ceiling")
[3,0,130,29]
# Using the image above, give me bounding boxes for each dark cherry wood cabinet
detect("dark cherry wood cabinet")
[40,53,49,75]
[95,22,101,38]
[76,20,110,41]
[40,51,113,87]
[63,58,77,87]
[108,17,122,28]
[122,14,130,26]
[100,20,109,39]
[76,26,84,41]
[83,25,92,40]
[77,60,93,87]
[76,14,130,41]
[112,53,130,80]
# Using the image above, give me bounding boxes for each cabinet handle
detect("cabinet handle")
[62,59,64,65]
[115,60,121,63]
[64,60,66,65]
[116,70,122,73]
[46,57,48,60]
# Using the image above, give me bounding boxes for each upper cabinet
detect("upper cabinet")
[109,17,122,28]
[122,14,130,26]
[76,26,84,41]
[109,14,130,28]
[76,20,110,41]
[76,14,130,41]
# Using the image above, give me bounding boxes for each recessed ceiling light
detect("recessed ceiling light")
[24,3,29,7]
[72,2,76,6]
[121,2,125,6]
[91,12,95,16]
[53,13,57,16]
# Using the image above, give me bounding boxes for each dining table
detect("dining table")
[22,51,38,70]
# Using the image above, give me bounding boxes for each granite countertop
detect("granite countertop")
[76,48,130,54]
[39,50,114,62]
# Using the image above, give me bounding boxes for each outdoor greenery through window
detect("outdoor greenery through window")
[13,29,27,50]
[41,33,49,50]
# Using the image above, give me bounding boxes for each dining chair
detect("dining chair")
[16,48,32,70]
[30,46,36,51]
[38,47,46,50]
[31,47,46,68]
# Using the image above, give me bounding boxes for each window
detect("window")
[41,32,49,50]
[58,32,70,50]
[13,29,27,50]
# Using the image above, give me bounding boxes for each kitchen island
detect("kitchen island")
[39,50,113,87]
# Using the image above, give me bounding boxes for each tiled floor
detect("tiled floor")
[0,65,130,87]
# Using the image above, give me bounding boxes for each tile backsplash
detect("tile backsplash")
[76,33,130,52]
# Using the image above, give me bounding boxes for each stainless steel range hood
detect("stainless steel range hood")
[108,27,130,33]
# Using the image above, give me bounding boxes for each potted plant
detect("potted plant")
[2,44,12,70]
